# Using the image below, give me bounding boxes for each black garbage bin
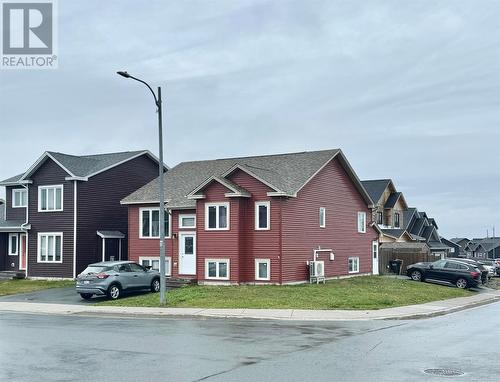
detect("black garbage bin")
[389,259,403,274]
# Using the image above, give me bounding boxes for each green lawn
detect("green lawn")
[99,276,472,310]
[0,279,75,297]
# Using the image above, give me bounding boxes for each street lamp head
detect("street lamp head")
[117,71,131,78]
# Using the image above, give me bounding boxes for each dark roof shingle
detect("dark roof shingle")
[122,149,367,208]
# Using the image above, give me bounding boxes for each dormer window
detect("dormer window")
[376,211,383,225]
[394,212,400,228]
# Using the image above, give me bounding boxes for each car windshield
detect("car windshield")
[81,266,109,275]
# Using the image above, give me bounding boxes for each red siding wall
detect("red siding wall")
[127,206,197,279]
[196,182,242,283]
[126,158,376,284]
[227,170,281,283]
[281,158,378,283]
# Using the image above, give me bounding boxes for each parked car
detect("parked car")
[76,261,161,300]
[476,260,497,278]
[406,259,482,289]
[448,258,489,283]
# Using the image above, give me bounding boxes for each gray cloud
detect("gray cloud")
[0,0,498,238]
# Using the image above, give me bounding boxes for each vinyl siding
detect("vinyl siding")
[227,169,281,283]
[5,186,27,221]
[76,154,159,275]
[27,159,74,278]
[281,158,378,283]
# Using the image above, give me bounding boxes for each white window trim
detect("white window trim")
[38,185,64,212]
[205,202,230,231]
[178,214,196,229]
[139,207,172,239]
[8,233,18,256]
[348,257,360,274]
[205,258,230,280]
[357,211,366,233]
[255,258,270,281]
[319,207,326,228]
[255,201,270,231]
[139,256,172,276]
[37,232,63,264]
[12,188,27,208]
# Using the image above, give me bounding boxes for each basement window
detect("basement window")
[205,259,229,280]
[348,257,359,273]
[255,259,270,281]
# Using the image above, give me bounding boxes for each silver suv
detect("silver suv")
[76,261,161,300]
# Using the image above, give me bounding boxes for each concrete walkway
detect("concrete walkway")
[1,289,499,321]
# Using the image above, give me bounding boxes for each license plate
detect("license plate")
[84,280,90,284]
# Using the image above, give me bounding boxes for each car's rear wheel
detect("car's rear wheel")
[456,278,468,289]
[107,284,121,300]
[410,270,423,282]
[80,293,93,300]
[151,278,160,293]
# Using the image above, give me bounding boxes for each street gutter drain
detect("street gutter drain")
[423,369,464,377]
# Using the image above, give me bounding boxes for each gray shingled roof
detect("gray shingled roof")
[0,151,156,184]
[384,192,401,209]
[403,208,417,230]
[0,173,23,185]
[47,151,149,177]
[361,179,391,204]
[122,149,358,208]
[381,228,406,238]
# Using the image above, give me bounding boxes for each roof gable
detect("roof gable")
[361,179,392,204]
[1,150,163,184]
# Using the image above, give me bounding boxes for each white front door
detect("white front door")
[179,232,196,275]
[372,241,379,275]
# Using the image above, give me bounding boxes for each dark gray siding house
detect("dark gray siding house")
[0,151,163,279]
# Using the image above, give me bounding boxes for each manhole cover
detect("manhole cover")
[424,368,464,377]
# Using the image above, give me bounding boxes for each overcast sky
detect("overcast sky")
[0,0,498,238]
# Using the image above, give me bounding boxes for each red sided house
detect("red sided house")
[0,150,162,278]
[122,149,378,284]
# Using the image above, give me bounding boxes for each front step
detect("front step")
[166,278,196,288]
[0,270,26,280]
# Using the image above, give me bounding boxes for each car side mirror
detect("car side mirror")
[429,264,434,269]
[144,265,152,271]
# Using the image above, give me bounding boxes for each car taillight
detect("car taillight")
[96,273,109,279]
[470,271,480,278]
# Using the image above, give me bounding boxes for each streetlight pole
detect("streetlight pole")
[117,71,167,305]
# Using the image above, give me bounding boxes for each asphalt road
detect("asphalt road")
[1,302,499,382]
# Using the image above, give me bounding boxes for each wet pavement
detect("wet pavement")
[0,301,499,381]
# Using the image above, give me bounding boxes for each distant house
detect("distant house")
[0,151,162,278]
[450,238,470,257]
[464,238,500,259]
[440,237,461,257]
[361,179,450,274]
[122,149,378,284]
[404,209,450,258]
[361,179,412,243]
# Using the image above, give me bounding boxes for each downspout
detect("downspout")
[73,181,77,279]
[20,184,29,277]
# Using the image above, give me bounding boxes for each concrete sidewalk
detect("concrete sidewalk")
[0,289,499,321]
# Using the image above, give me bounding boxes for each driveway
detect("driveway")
[0,285,158,305]
[0,286,100,305]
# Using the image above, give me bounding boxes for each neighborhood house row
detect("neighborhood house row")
[0,148,455,284]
